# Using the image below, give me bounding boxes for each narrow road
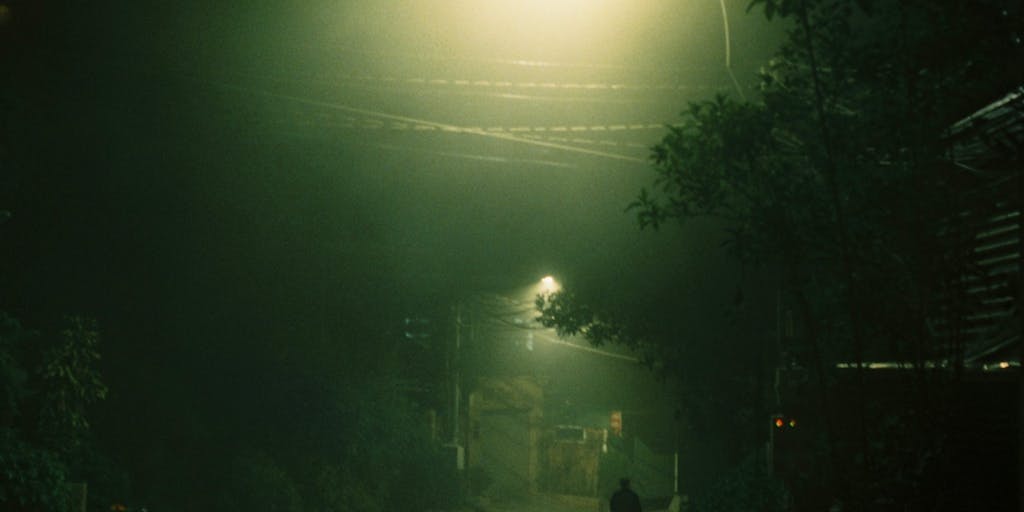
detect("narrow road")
[475,493,601,512]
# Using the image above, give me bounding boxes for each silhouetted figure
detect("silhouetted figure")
[610,478,642,512]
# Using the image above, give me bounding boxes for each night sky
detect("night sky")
[4,0,784,339]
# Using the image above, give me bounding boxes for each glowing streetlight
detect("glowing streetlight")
[540,275,560,294]
[451,0,632,60]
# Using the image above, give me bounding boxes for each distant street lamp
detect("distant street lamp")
[539,275,560,294]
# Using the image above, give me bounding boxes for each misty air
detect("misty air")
[1,1,1022,511]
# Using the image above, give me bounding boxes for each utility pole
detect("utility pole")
[446,301,465,473]
[453,302,461,444]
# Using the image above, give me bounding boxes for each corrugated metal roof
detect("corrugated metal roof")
[947,86,1024,167]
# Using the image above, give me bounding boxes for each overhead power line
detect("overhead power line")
[719,0,748,101]
[296,42,680,72]
[269,113,673,137]
[205,80,648,164]
[532,330,641,363]
[251,72,730,94]
[359,142,579,169]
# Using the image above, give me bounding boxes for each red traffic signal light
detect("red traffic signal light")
[772,415,797,428]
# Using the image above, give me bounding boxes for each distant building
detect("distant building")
[467,376,545,498]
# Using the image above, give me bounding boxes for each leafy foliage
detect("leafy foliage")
[0,313,108,510]
[539,0,1022,510]
[0,312,30,428]
[37,316,109,452]
[0,428,72,511]
[200,336,462,512]
[535,290,631,349]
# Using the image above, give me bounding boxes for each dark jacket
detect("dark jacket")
[610,487,642,512]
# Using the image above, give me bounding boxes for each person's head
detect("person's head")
[619,478,631,489]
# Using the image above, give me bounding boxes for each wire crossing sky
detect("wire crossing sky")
[207,79,649,164]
